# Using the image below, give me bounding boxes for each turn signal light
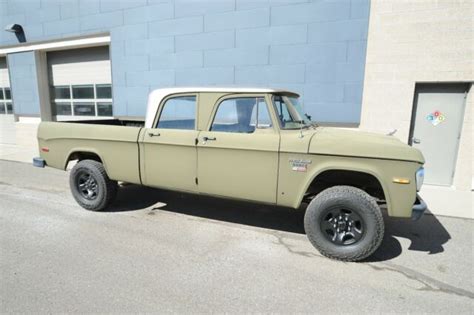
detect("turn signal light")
[41,147,49,152]
[392,178,410,184]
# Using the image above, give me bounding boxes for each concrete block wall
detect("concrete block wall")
[360,0,473,188]
[0,0,370,122]
[360,0,473,218]
[360,0,473,139]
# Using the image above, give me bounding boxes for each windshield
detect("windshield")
[272,95,312,129]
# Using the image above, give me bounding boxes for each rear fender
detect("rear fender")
[64,148,107,171]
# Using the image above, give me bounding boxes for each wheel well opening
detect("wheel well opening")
[65,152,102,169]
[305,170,385,203]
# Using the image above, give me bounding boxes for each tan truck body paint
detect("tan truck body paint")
[37,88,424,218]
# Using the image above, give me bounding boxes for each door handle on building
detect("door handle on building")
[412,137,421,144]
[148,132,160,137]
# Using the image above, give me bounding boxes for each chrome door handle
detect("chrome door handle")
[412,137,421,144]
[203,136,216,141]
[148,132,160,137]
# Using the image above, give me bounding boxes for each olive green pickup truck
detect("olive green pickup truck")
[34,87,427,261]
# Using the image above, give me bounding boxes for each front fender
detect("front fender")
[299,162,390,212]
[277,153,420,218]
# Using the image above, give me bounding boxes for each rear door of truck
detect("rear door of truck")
[139,94,199,192]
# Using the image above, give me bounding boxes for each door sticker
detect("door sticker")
[426,110,446,126]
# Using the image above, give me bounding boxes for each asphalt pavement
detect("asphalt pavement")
[0,160,473,313]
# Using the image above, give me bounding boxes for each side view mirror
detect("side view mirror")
[305,113,312,121]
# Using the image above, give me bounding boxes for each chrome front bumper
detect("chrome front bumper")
[411,194,427,221]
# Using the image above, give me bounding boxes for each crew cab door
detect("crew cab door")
[140,95,198,192]
[197,95,280,203]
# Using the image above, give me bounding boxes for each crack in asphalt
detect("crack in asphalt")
[272,231,319,258]
[273,231,474,300]
[368,262,474,300]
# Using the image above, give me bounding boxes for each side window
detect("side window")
[274,95,291,123]
[156,96,196,130]
[250,98,272,128]
[211,97,271,133]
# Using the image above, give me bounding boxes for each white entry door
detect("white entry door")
[410,84,470,186]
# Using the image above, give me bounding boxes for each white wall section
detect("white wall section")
[47,46,111,85]
[0,57,10,87]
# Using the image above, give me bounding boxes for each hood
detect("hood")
[307,127,425,163]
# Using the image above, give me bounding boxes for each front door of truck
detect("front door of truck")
[141,95,199,192]
[197,95,280,203]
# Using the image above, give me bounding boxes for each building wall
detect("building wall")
[0,0,370,123]
[360,0,473,218]
[6,51,40,115]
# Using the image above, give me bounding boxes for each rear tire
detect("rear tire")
[70,159,117,211]
[304,186,384,262]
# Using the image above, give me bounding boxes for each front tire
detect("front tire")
[70,159,117,211]
[304,186,384,262]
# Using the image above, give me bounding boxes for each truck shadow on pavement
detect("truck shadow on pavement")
[368,211,451,262]
[108,184,451,262]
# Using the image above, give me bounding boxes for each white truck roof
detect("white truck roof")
[145,87,299,128]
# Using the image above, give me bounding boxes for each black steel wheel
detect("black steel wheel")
[70,159,117,211]
[76,170,99,200]
[320,207,365,246]
[304,186,384,262]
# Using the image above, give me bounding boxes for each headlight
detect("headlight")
[416,167,424,191]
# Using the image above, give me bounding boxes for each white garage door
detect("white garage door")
[0,57,13,115]
[47,46,113,120]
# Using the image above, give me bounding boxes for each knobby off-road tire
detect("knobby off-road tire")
[70,159,118,211]
[304,186,384,262]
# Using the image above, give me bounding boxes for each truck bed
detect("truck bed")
[37,121,144,185]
